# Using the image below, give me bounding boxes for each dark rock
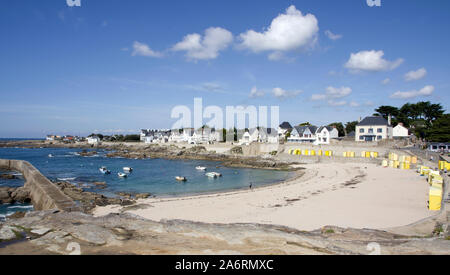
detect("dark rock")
[0,174,17,180]
[135,193,151,199]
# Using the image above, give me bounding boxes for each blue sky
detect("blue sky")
[1,0,449,137]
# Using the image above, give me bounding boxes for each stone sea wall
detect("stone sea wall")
[0,159,81,212]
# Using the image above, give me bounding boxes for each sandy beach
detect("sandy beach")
[93,162,434,231]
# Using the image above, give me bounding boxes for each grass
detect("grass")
[325,229,335,234]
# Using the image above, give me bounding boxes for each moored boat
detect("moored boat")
[196,166,207,171]
[118,172,128,178]
[99,167,111,174]
[211,172,222,177]
[123,167,133,173]
[175,176,187,182]
[205,172,218,178]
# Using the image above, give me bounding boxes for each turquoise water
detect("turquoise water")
[0,148,293,200]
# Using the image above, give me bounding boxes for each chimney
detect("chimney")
[388,114,392,126]
[358,117,362,123]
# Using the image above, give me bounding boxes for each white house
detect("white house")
[315,126,339,145]
[288,126,318,143]
[393,123,409,138]
[87,136,101,145]
[46,135,55,141]
[239,128,264,145]
[278,122,293,140]
[355,116,393,142]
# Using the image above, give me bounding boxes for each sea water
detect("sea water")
[0,147,293,199]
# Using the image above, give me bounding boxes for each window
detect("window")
[377,128,383,133]
[368,129,374,134]
[360,136,364,140]
[377,136,382,140]
[359,128,365,133]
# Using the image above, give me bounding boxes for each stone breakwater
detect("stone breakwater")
[0,159,81,212]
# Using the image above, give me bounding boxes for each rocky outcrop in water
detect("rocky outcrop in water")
[55,182,135,213]
[0,187,31,204]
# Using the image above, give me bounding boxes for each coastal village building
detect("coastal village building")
[288,126,318,143]
[393,123,410,139]
[355,116,393,142]
[315,126,339,145]
[87,136,101,145]
[278,122,293,140]
[239,128,278,145]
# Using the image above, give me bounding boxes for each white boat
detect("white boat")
[205,172,218,178]
[99,167,111,174]
[196,166,207,171]
[48,154,53,158]
[175,176,187,182]
[123,167,133,173]
[211,172,222,177]
[118,172,128,178]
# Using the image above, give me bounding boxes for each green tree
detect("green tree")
[374,106,399,120]
[426,114,450,142]
[345,121,358,135]
[298,122,311,126]
[328,122,345,137]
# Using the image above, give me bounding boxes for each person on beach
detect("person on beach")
[249,183,253,190]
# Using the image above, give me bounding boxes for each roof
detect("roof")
[357,116,389,126]
[317,126,334,133]
[293,125,318,135]
[279,122,293,130]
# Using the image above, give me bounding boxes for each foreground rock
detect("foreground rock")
[0,211,449,255]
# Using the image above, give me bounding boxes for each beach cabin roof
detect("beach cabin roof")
[357,116,389,126]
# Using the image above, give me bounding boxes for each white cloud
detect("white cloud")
[404,68,427,81]
[324,30,342,40]
[249,86,265,98]
[172,27,233,60]
[344,50,404,72]
[349,101,360,107]
[238,5,318,58]
[185,82,224,93]
[382,78,391,85]
[272,87,302,99]
[132,41,163,58]
[390,85,434,99]
[328,100,347,107]
[311,86,352,101]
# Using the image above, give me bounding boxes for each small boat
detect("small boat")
[205,172,218,178]
[123,167,133,173]
[175,176,187,182]
[118,172,128,178]
[196,166,207,171]
[99,167,111,174]
[211,172,222,177]
[48,154,53,158]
